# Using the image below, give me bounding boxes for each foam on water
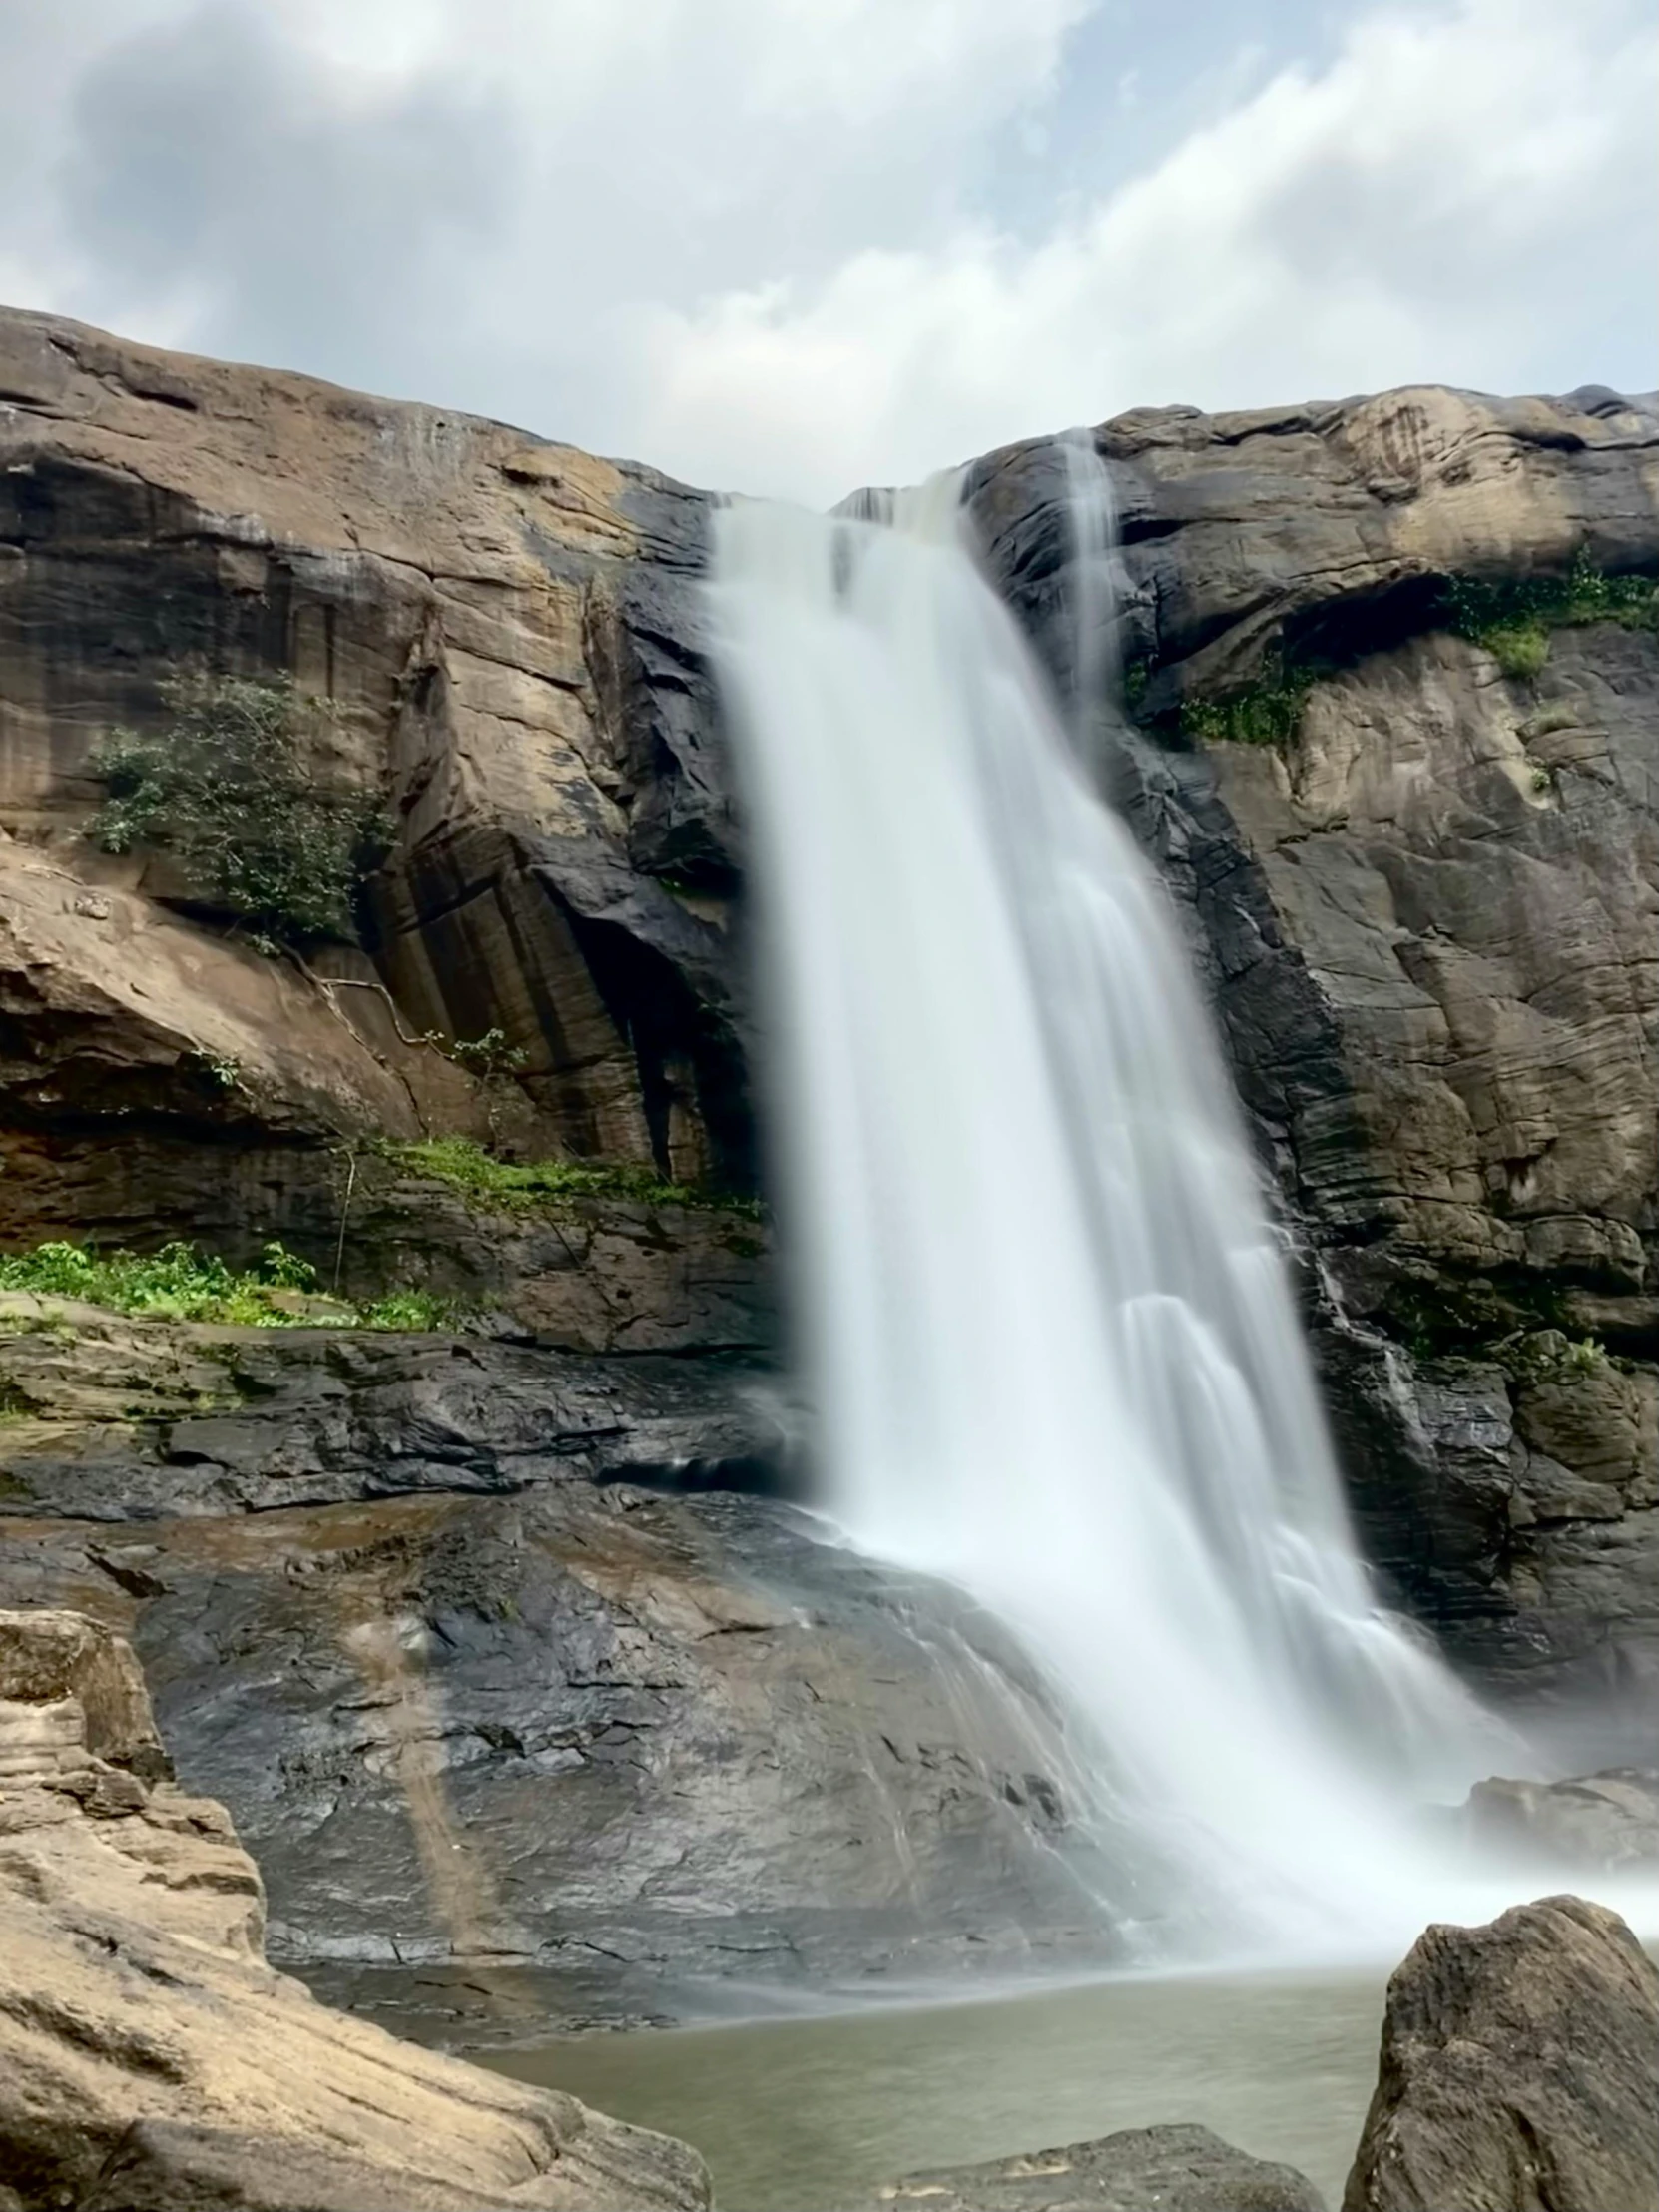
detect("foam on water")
[706,461,1653,1960]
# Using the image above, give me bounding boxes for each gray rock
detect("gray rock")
[865,2123,1325,2210]
[1465,1769,1659,1873]
[1343,1894,1659,2212]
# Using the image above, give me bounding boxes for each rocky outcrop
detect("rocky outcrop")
[0,303,747,1277]
[6,308,1658,1696]
[866,2124,1325,2210]
[972,388,1659,1711]
[1342,1894,1659,2212]
[0,1296,782,1522]
[0,1606,710,2210]
[0,1316,1108,2037]
[1465,1769,1659,1874]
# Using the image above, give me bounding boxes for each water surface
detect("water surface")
[485,1967,1386,2209]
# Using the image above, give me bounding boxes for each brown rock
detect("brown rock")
[0,1606,709,2211]
[1343,1894,1659,2212]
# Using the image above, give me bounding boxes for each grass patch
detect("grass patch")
[1180,654,1321,749]
[1442,553,1659,682]
[89,672,389,947]
[375,1135,763,1219]
[0,1241,454,1332]
[1158,554,1657,751]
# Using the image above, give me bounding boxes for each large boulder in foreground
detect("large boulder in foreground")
[1343,1894,1659,2212]
[867,2123,1325,2210]
[0,1607,708,2211]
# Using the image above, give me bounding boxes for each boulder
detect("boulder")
[1466,1770,1659,1873]
[866,2123,1325,2209]
[0,1606,710,2211]
[1343,1894,1659,2212]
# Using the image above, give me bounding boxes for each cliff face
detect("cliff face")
[1,302,1657,1941]
[972,386,1659,1715]
[0,305,745,1276]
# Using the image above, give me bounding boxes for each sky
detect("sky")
[1,0,1653,503]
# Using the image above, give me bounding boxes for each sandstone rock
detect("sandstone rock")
[1465,1769,1659,1873]
[0,301,749,1268]
[0,1606,709,2211]
[866,2123,1325,2209]
[1343,1894,1659,2212]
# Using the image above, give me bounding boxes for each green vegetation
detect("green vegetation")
[0,1240,452,1332]
[1155,554,1657,753]
[89,672,389,946]
[1180,654,1322,749]
[376,1134,763,1218]
[1442,552,1659,682]
[438,1027,528,1079]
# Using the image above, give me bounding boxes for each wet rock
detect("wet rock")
[0,1301,785,1521]
[0,1480,1112,2039]
[1343,1894,1659,2212]
[866,2123,1325,2210]
[0,1605,710,2211]
[974,395,1659,1700]
[1465,1769,1659,1873]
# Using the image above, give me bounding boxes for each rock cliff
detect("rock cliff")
[3,306,1658,2006]
[969,388,1659,1720]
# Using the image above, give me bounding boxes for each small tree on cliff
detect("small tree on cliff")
[89,672,389,946]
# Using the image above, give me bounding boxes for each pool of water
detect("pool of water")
[482,1966,1387,2209]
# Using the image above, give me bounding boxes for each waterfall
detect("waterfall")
[706,462,1516,1960]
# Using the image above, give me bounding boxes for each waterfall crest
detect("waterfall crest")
[707,468,1512,1957]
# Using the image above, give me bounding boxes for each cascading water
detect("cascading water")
[706,460,1537,1960]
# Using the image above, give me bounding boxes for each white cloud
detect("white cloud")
[637,0,1657,498]
[0,0,1650,502]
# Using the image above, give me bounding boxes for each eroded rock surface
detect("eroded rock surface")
[1342,1893,1659,2212]
[0,1606,710,2210]
[0,302,747,1268]
[0,1316,1109,2038]
[866,2123,1325,2211]
[973,388,1659,1708]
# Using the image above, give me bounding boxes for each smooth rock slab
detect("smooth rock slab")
[867,2124,1325,2210]
[1343,1894,1659,2212]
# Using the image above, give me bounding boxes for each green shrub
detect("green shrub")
[1182,655,1319,748]
[1442,553,1658,680]
[376,1134,763,1218]
[89,672,389,946]
[0,1239,453,1332]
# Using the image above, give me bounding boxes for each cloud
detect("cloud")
[638,0,1658,498]
[1,0,1651,501]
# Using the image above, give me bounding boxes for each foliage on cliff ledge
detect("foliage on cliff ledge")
[1179,654,1322,748]
[1167,555,1658,746]
[376,1135,764,1219]
[89,672,389,945]
[0,1240,450,1331]
[1442,553,1658,680]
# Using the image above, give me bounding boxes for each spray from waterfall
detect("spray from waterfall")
[708,451,1574,1961]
